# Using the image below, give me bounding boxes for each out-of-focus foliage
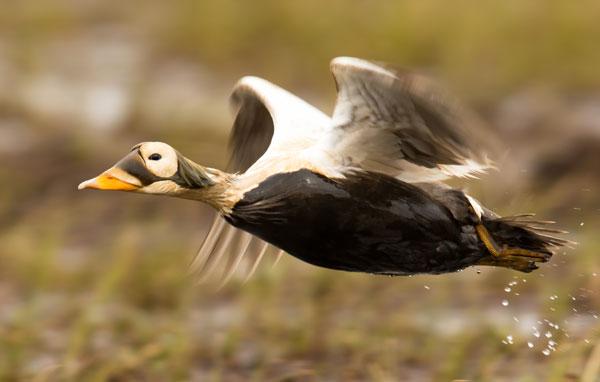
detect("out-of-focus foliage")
[1,1,599,381]
[4,0,600,98]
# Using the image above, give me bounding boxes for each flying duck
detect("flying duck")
[79,57,567,282]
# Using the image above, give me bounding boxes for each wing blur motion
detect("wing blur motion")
[190,214,285,284]
[323,57,492,182]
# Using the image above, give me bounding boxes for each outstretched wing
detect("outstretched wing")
[324,57,491,182]
[191,76,330,284]
[228,76,331,174]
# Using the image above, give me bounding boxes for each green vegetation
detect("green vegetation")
[0,1,599,380]
[4,0,600,99]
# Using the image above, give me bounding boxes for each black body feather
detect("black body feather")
[227,170,489,275]
[226,169,564,275]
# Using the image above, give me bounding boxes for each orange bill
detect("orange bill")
[78,168,141,191]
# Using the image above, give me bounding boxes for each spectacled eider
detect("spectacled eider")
[79,57,569,283]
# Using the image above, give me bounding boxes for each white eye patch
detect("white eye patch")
[139,142,179,178]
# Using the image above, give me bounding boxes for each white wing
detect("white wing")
[321,57,492,182]
[228,76,333,184]
[191,76,331,283]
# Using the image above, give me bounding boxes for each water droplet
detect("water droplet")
[527,342,534,348]
[571,296,576,301]
[549,295,558,301]
[424,285,430,290]
[502,299,509,307]
[542,349,551,356]
[504,287,511,292]
[513,316,519,322]
[548,340,556,347]
[580,222,585,226]
[509,281,517,286]
[545,331,552,338]
[506,335,513,344]
[585,339,590,344]
[593,272,598,277]
[533,327,540,338]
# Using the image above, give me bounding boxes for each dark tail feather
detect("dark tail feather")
[478,214,573,273]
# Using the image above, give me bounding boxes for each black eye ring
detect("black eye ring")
[148,153,162,161]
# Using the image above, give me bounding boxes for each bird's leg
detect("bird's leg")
[475,224,549,262]
[475,256,537,273]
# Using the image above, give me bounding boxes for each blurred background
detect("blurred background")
[1,1,600,381]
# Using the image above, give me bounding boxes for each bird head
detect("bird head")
[78,142,218,197]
